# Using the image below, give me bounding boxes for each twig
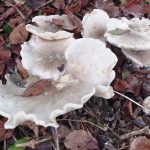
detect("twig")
[57,119,108,131]
[34,0,54,11]
[114,90,150,112]
[51,127,60,150]
[2,0,25,19]
[16,137,51,148]
[119,126,150,140]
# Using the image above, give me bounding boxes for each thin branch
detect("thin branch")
[120,126,150,140]
[57,119,108,131]
[114,90,150,112]
[51,127,60,150]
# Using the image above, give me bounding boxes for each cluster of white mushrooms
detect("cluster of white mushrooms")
[0,9,150,129]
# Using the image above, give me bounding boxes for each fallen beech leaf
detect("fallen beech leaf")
[130,136,150,150]
[114,78,130,92]
[9,17,25,28]
[65,0,89,14]
[9,23,29,44]
[0,62,5,77]
[96,1,120,17]
[52,0,65,9]
[10,44,21,55]
[0,120,13,141]
[26,0,46,9]
[121,0,150,17]
[22,80,51,97]
[64,130,99,150]
[65,9,83,33]
[0,7,16,22]
[57,125,70,139]
[0,46,11,61]
[52,18,65,27]
[127,75,142,96]
[16,58,28,79]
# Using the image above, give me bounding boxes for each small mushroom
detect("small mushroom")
[82,9,110,40]
[105,17,150,67]
[0,38,117,129]
[21,15,75,80]
[143,96,150,115]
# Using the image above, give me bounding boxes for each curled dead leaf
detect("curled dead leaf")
[16,58,28,79]
[65,9,83,33]
[65,130,99,150]
[114,78,130,92]
[52,0,66,9]
[9,23,29,44]
[9,17,25,28]
[130,136,150,150]
[0,46,11,61]
[121,0,150,17]
[0,7,16,22]
[22,80,51,97]
[0,119,13,141]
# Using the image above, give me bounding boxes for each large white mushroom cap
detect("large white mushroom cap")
[105,17,150,67]
[26,15,74,40]
[21,15,75,80]
[82,9,110,40]
[0,38,117,129]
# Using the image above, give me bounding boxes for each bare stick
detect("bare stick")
[57,119,108,131]
[114,90,150,112]
[120,126,150,140]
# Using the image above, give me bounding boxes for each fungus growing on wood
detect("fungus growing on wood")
[105,17,150,67]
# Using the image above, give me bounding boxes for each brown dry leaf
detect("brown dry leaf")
[9,23,29,44]
[11,44,21,55]
[0,7,16,22]
[57,125,70,139]
[0,62,5,77]
[9,17,25,28]
[20,5,33,18]
[0,6,5,14]
[65,9,83,33]
[121,0,150,17]
[96,1,120,18]
[41,7,57,15]
[22,80,51,97]
[52,18,65,27]
[65,0,89,14]
[52,0,66,9]
[127,75,142,96]
[0,120,13,141]
[114,78,130,92]
[26,0,46,9]
[64,130,99,150]
[130,136,150,150]
[16,58,28,79]
[122,101,133,121]
[0,46,11,61]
